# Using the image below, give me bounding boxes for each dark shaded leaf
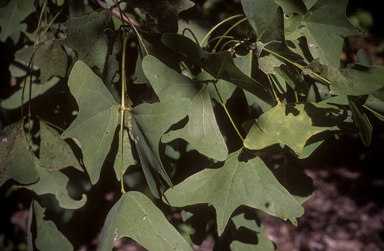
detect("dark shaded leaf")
[0,119,38,186]
[348,98,372,146]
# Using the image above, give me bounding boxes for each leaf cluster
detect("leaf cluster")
[1,0,383,250]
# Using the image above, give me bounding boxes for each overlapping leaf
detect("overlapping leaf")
[61,61,120,184]
[39,120,82,172]
[302,0,364,68]
[349,98,372,146]
[142,55,227,161]
[15,41,68,84]
[56,10,114,73]
[123,0,195,33]
[244,102,347,155]
[25,158,87,209]
[0,119,38,186]
[0,0,34,43]
[100,191,193,251]
[161,33,275,105]
[130,98,191,198]
[164,150,304,236]
[303,59,384,96]
[33,200,73,251]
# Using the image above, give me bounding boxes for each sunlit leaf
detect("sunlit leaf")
[100,191,193,251]
[0,119,38,186]
[244,102,347,155]
[61,60,120,184]
[274,0,307,14]
[142,56,227,161]
[164,150,304,236]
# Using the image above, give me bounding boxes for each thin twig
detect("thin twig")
[92,0,142,29]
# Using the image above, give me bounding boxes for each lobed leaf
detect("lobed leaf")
[164,150,304,236]
[100,191,193,251]
[161,33,275,105]
[142,55,228,161]
[244,102,347,155]
[56,10,114,73]
[0,119,38,186]
[25,158,87,209]
[33,200,73,251]
[302,0,364,68]
[61,60,120,184]
[303,59,384,96]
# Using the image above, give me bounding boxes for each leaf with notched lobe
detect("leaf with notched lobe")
[56,10,114,73]
[165,150,304,236]
[61,61,120,184]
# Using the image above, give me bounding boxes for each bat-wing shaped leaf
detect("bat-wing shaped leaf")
[161,33,275,105]
[164,150,303,236]
[302,0,364,68]
[142,56,227,161]
[130,98,191,198]
[61,60,120,184]
[55,10,114,73]
[0,119,38,186]
[244,102,347,155]
[100,191,193,251]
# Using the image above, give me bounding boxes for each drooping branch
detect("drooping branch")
[92,0,143,29]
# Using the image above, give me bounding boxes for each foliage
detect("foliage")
[0,0,383,250]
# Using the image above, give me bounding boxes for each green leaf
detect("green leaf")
[274,0,307,15]
[244,102,347,155]
[56,10,114,73]
[0,0,34,43]
[230,209,264,234]
[179,19,211,47]
[112,127,136,181]
[131,98,191,198]
[240,0,280,41]
[0,119,38,186]
[274,64,308,96]
[348,98,372,146]
[302,0,364,68]
[303,59,384,96]
[33,200,73,251]
[123,0,195,33]
[39,120,82,172]
[25,158,87,209]
[164,150,304,236]
[1,77,60,110]
[61,60,120,184]
[100,191,193,251]
[161,33,275,105]
[15,41,68,84]
[142,56,228,161]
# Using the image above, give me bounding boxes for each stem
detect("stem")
[182,28,199,45]
[212,17,247,52]
[262,47,331,85]
[212,83,244,142]
[364,104,384,119]
[266,74,280,103]
[200,14,245,47]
